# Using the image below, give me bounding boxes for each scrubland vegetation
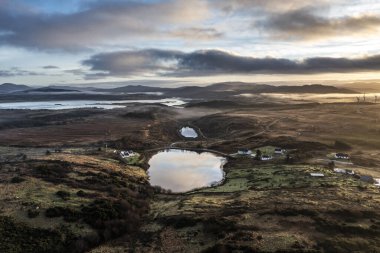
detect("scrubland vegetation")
[0,152,152,252]
[0,98,380,252]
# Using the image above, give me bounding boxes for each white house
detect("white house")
[310,173,324,177]
[261,155,272,161]
[120,150,135,159]
[238,148,252,155]
[335,153,350,159]
[274,148,284,154]
[334,168,346,174]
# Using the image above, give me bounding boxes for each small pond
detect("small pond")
[148,149,226,192]
[180,127,198,138]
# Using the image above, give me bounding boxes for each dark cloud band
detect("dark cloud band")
[260,8,380,40]
[83,49,380,77]
[0,0,210,50]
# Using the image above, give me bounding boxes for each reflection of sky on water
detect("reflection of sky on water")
[148,149,225,192]
[180,127,198,138]
[0,98,186,110]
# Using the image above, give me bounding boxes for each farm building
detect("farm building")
[238,148,252,155]
[334,168,346,174]
[310,173,324,177]
[261,155,272,161]
[274,148,284,154]
[335,153,350,159]
[333,168,355,175]
[120,150,135,159]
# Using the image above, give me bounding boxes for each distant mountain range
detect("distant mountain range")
[97,82,357,97]
[0,83,30,93]
[336,81,380,92]
[0,82,357,98]
[23,87,80,93]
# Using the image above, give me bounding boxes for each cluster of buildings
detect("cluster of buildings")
[118,150,136,159]
[333,168,355,175]
[237,147,285,161]
[310,153,379,187]
[334,153,350,160]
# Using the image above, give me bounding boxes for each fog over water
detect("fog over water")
[237,93,380,103]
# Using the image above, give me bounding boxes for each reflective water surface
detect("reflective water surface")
[180,127,198,138]
[0,98,186,110]
[148,149,225,192]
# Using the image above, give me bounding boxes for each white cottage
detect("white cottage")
[238,148,252,155]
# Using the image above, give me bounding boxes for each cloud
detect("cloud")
[211,1,380,42]
[64,69,87,75]
[170,27,223,40]
[0,67,41,77]
[42,65,59,69]
[0,0,210,50]
[211,0,335,14]
[260,8,380,40]
[83,49,183,77]
[0,0,378,51]
[83,49,380,78]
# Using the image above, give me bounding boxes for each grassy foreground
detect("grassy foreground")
[92,158,380,253]
[0,152,152,253]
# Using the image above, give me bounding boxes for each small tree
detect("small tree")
[328,161,335,170]
[45,150,51,156]
[285,154,292,164]
[255,149,262,161]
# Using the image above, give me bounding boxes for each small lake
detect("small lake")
[148,149,226,192]
[180,127,198,138]
[0,98,186,110]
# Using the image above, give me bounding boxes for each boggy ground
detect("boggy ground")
[0,99,380,252]
[0,151,151,253]
[90,157,380,253]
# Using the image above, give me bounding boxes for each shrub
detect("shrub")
[76,190,86,197]
[33,162,71,180]
[328,161,335,169]
[334,140,352,150]
[81,200,125,228]
[10,176,26,184]
[159,216,199,229]
[27,209,39,218]
[0,216,72,253]
[56,190,70,200]
[45,207,66,218]
[45,207,80,222]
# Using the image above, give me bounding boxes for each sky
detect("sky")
[1,0,380,87]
